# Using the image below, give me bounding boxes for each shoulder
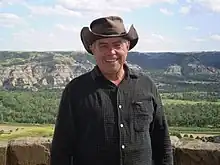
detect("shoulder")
[131,70,160,100]
[62,70,93,96]
[132,70,157,91]
[69,71,92,88]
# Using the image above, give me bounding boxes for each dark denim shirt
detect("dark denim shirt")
[50,65,173,165]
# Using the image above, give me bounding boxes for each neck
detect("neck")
[104,67,125,86]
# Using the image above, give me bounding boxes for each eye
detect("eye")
[99,44,107,49]
[113,43,122,49]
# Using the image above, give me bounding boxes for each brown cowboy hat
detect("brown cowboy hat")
[80,16,139,55]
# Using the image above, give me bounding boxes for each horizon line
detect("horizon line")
[0,50,220,53]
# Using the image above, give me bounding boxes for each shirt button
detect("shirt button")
[120,124,124,128]
[121,145,125,149]
[118,105,122,109]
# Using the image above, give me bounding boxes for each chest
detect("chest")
[73,80,154,127]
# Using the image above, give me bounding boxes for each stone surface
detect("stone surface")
[170,136,180,165]
[0,137,219,165]
[6,137,51,165]
[170,136,180,147]
[213,136,220,143]
[175,139,220,165]
[0,141,7,165]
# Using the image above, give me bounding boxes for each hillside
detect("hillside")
[0,51,219,92]
[127,51,220,70]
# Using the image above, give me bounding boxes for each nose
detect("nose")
[108,47,116,55]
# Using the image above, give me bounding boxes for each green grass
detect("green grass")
[162,99,220,105]
[0,123,220,141]
[169,127,220,135]
[0,124,54,141]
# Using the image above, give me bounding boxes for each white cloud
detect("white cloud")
[179,6,192,14]
[55,24,80,32]
[151,33,165,41]
[25,4,82,17]
[5,24,178,52]
[160,8,174,15]
[4,26,219,52]
[186,0,220,13]
[200,0,220,12]
[192,37,206,42]
[0,0,25,6]
[10,26,84,51]
[131,29,177,52]
[1,0,23,2]
[190,34,220,43]
[12,29,56,50]
[185,26,198,31]
[134,38,177,52]
[58,0,177,17]
[210,34,220,41]
[0,13,26,28]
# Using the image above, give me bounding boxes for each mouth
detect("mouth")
[105,59,118,63]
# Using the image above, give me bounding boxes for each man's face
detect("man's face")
[90,37,130,75]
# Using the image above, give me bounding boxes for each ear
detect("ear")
[89,44,94,53]
[89,45,93,51]
[90,41,97,52]
[126,40,130,50]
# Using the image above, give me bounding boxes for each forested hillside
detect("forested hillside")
[0,51,219,129]
[0,90,219,128]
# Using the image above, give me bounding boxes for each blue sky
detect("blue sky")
[0,0,220,52]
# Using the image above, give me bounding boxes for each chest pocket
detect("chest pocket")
[132,94,154,132]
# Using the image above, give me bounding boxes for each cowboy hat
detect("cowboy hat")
[80,16,139,55]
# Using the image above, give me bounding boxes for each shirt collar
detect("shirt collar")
[91,63,139,81]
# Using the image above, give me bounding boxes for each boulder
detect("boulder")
[213,136,220,143]
[6,137,51,165]
[175,139,220,165]
[0,141,8,165]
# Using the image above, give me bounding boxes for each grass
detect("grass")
[0,123,219,141]
[0,124,54,141]
[169,126,220,135]
[162,99,220,105]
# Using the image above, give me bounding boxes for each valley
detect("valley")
[0,51,219,142]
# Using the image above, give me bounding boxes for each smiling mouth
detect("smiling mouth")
[105,59,117,63]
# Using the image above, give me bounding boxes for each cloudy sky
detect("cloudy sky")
[0,0,220,52]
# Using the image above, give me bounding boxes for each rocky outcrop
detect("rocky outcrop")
[165,64,182,76]
[0,136,219,165]
[0,52,145,91]
[187,63,219,75]
[1,51,220,91]
[164,63,220,76]
[0,61,95,91]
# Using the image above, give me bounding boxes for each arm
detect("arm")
[50,85,77,165]
[150,85,173,165]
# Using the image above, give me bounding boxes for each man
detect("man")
[50,16,173,165]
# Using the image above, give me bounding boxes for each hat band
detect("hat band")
[92,26,126,35]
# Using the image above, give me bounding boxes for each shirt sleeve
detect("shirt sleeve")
[150,84,174,165]
[50,85,76,165]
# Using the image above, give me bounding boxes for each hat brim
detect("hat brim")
[80,25,139,55]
